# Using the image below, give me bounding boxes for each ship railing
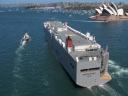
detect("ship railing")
[71,50,101,63]
[67,26,96,42]
[75,55,101,63]
[72,50,101,57]
[67,26,85,37]
[54,35,66,48]
[83,50,101,56]
[78,55,101,63]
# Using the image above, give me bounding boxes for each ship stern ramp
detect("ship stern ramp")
[75,56,101,88]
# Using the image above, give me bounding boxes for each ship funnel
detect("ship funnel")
[66,36,73,52]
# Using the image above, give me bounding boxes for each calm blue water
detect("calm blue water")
[0,8,128,96]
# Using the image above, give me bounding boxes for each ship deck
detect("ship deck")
[49,21,94,47]
[48,21,101,61]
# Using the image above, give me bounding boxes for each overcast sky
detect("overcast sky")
[0,0,127,4]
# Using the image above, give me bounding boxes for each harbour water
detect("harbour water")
[0,8,128,96]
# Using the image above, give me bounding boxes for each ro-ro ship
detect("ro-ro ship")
[44,21,111,87]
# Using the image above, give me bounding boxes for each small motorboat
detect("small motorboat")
[21,32,31,46]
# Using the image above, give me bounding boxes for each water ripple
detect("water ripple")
[109,60,128,77]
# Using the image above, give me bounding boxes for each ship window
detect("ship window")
[80,67,100,72]
[79,56,87,60]
[86,49,97,51]
[79,57,83,60]
[88,57,97,61]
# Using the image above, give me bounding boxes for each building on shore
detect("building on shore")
[90,2,128,21]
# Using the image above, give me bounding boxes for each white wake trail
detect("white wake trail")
[109,60,128,77]
[108,60,128,95]
[99,84,121,96]
[12,45,25,96]
[13,45,24,78]
[90,84,121,96]
[89,60,128,96]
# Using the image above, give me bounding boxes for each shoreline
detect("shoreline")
[0,2,128,11]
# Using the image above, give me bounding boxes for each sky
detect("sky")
[0,0,127,4]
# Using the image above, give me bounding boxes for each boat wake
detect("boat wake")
[89,60,128,96]
[109,60,128,78]
[89,84,121,96]
[12,45,25,96]
[99,84,121,96]
[13,45,24,78]
[108,60,128,95]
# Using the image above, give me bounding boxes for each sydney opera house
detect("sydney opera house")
[90,2,128,21]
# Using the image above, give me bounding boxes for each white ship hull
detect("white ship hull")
[44,21,111,88]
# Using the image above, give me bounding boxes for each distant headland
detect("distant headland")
[0,2,128,11]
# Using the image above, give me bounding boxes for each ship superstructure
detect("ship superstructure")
[44,21,111,87]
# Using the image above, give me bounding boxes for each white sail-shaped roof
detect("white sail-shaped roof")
[95,8,102,14]
[117,9,124,15]
[110,2,118,12]
[94,2,125,16]
[103,4,107,8]
[104,7,114,15]
[125,12,128,16]
[102,9,111,15]
[108,5,117,15]
[99,6,103,11]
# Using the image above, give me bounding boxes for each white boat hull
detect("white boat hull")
[21,40,27,46]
